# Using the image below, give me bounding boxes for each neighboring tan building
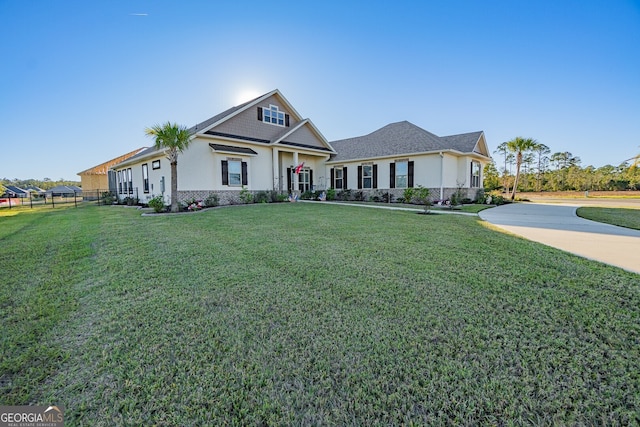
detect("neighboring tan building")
[77,148,147,197]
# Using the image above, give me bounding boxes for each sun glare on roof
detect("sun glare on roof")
[235,89,262,105]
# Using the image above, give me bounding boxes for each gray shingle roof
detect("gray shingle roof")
[208,143,257,155]
[329,121,483,162]
[4,185,28,196]
[187,100,254,135]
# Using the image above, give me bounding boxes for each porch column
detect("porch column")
[292,151,299,193]
[272,148,279,191]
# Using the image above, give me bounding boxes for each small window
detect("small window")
[152,160,161,170]
[262,105,285,127]
[395,161,408,188]
[142,164,149,193]
[471,161,481,188]
[362,165,373,189]
[117,170,123,194]
[228,160,242,186]
[334,168,343,189]
[127,168,133,194]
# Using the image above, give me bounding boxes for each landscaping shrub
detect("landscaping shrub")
[326,188,336,201]
[122,196,138,206]
[337,189,352,201]
[148,195,165,213]
[254,191,269,203]
[403,188,415,204]
[184,199,204,211]
[204,193,219,207]
[412,186,431,212]
[300,190,315,200]
[101,191,115,205]
[485,190,507,205]
[239,187,253,204]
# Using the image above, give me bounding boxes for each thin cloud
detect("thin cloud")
[130,13,148,16]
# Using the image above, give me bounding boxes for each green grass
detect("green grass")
[576,207,640,230]
[1,204,639,425]
[329,200,492,213]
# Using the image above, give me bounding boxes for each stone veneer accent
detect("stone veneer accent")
[178,190,242,206]
[178,188,482,206]
[335,188,481,203]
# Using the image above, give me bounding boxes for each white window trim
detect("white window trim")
[334,168,343,189]
[227,158,243,187]
[471,160,481,188]
[362,164,373,189]
[395,160,408,189]
[263,104,286,127]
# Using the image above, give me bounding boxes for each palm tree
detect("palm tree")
[145,122,192,213]
[533,142,550,191]
[494,142,509,193]
[505,136,538,200]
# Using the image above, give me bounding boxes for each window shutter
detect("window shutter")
[309,169,313,187]
[342,167,348,189]
[241,162,248,186]
[257,107,263,121]
[287,167,292,192]
[389,163,395,188]
[330,168,334,187]
[221,160,229,185]
[408,161,414,188]
[373,164,378,189]
[285,114,290,127]
[357,166,362,189]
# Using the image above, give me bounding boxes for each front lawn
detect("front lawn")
[576,206,640,230]
[1,204,638,425]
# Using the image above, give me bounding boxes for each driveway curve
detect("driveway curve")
[479,203,640,274]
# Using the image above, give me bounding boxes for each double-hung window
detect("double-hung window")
[362,165,373,188]
[471,161,481,188]
[395,161,408,188]
[117,170,122,194]
[390,160,413,189]
[228,160,242,186]
[127,168,133,194]
[334,168,343,189]
[142,164,149,193]
[222,159,248,186]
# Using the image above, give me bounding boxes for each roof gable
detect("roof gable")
[271,119,336,153]
[78,147,147,175]
[190,89,304,136]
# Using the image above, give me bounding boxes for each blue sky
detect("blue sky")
[1,0,639,181]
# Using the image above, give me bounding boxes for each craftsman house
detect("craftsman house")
[109,89,491,205]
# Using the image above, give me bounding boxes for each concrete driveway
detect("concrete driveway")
[479,203,640,274]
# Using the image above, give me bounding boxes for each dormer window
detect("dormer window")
[258,105,289,127]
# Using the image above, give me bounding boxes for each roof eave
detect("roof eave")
[326,148,490,164]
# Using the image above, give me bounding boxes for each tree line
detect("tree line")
[485,138,640,196]
[1,177,81,192]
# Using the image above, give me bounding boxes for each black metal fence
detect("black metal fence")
[0,192,82,210]
[82,189,139,206]
[0,188,140,211]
